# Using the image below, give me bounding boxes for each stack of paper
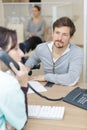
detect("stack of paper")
[28,81,47,94]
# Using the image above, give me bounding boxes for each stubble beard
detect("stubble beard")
[54,40,64,48]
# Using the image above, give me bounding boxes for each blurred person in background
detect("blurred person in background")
[25,5,46,42]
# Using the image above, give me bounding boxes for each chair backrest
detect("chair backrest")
[19,36,42,53]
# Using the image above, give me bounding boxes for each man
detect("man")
[25,17,83,86]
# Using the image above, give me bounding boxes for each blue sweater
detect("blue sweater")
[25,42,83,86]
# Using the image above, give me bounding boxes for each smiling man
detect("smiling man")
[25,16,83,86]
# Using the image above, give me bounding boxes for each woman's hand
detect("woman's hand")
[10,62,30,87]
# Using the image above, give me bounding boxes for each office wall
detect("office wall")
[0,1,83,46]
[0,1,5,26]
[71,0,83,47]
[2,0,28,2]
[83,0,87,82]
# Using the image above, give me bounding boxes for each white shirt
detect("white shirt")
[47,41,70,62]
[0,70,27,130]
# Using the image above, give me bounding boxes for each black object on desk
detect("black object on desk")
[63,87,87,110]
[45,82,54,87]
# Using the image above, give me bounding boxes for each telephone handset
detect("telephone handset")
[63,87,87,110]
[0,50,19,70]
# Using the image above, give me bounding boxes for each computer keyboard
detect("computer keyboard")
[28,105,65,120]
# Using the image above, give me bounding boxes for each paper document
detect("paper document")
[28,81,47,94]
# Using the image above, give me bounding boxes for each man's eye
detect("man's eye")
[56,32,60,34]
[63,34,69,37]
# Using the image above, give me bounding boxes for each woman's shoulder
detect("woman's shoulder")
[0,70,20,93]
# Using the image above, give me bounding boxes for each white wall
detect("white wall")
[0,0,84,46]
[83,0,87,82]
[0,1,5,26]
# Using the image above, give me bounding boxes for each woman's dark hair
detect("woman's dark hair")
[53,17,76,37]
[33,5,41,11]
[0,26,17,51]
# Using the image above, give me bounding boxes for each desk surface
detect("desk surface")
[24,82,87,130]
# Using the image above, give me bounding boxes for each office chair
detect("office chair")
[19,36,42,53]
[19,36,42,75]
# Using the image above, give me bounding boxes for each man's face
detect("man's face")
[52,26,72,49]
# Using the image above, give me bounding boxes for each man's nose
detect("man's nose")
[58,34,63,40]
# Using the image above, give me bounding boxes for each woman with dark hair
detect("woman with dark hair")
[0,26,28,130]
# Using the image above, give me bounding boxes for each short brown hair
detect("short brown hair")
[53,17,76,37]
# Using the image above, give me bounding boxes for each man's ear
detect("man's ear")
[70,35,74,42]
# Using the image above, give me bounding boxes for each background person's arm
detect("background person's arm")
[35,19,46,39]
